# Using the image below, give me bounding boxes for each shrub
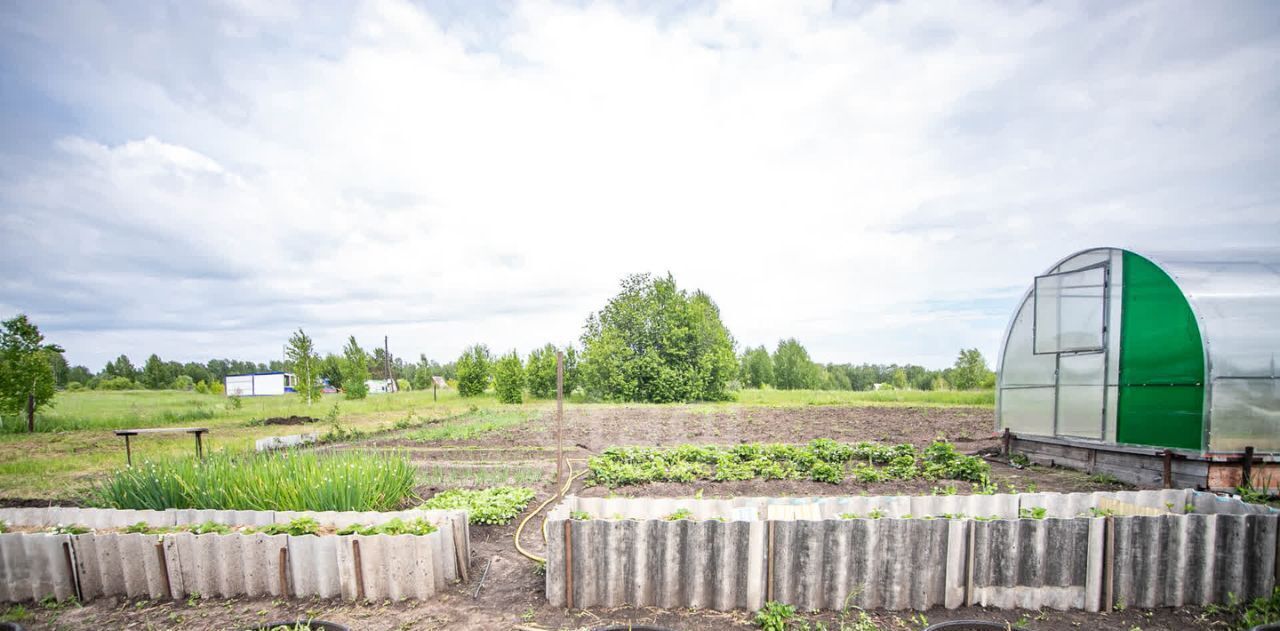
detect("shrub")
[455,344,492,397]
[493,351,525,404]
[92,450,416,512]
[419,486,535,525]
[579,273,737,402]
[98,376,135,390]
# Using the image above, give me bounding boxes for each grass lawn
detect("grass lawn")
[0,387,991,501]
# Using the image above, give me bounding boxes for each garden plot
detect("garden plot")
[545,489,1277,613]
[7,404,1259,630]
[0,507,470,603]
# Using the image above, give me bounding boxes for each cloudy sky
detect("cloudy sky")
[1,0,1278,372]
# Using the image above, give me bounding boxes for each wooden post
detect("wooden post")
[26,393,35,433]
[1243,446,1255,489]
[563,519,574,609]
[352,539,365,601]
[124,434,132,467]
[1162,449,1173,489]
[433,380,437,402]
[278,547,290,597]
[155,541,173,600]
[556,351,564,491]
[1001,428,1011,458]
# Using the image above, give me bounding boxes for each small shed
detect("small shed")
[997,247,1279,490]
[224,372,296,397]
[365,379,397,394]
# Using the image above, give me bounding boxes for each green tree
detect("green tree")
[949,348,993,390]
[455,344,492,397]
[286,328,323,405]
[319,353,344,390]
[50,352,69,387]
[67,365,92,385]
[523,344,578,399]
[739,345,774,388]
[0,315,64,431]
[772,338,820,390]
[525,344,558,399]
[579,274,737,403]
[104,354,137,381]
[890,368,908,390]
[341,336,370,400]
[141,354,171,389]
[493,350,525,404]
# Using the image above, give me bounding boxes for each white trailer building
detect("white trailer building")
[224,372,296,397]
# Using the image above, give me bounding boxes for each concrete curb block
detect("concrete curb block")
[546,489,1277,612]
[0,508,471,604]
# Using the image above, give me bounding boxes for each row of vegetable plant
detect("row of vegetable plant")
[586,439,991,488]
[92,450,418,512]
[418,486,536,525]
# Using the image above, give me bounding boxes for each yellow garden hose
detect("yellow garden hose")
[515,458,589,563]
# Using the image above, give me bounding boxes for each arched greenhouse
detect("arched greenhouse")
[996,247,1280,490]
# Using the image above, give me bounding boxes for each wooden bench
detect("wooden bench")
[113,427,209,466]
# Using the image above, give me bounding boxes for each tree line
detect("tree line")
[1,272,998,427]
[741,341,994,391]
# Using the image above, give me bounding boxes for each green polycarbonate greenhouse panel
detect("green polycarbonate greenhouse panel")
[1116,252,1204,450]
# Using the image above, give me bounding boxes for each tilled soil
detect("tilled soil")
[9,405,1199,630]
[262,415,322,426]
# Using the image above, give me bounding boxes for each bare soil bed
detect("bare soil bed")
[9,405,1214,630]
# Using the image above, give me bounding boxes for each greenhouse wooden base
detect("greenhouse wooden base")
[1009,434,1279,492]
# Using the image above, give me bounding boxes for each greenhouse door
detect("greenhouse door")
[1034,264,1110,440]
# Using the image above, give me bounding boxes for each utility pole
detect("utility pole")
[556,350,564,491]
[384,335,393,392]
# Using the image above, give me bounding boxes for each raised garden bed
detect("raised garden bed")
[545,489,1277,613]
[0,507,470,604]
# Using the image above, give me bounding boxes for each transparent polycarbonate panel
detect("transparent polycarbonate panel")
[999,387,1055,435]
[1000,294,1056,387]
[1035,266,1107,354]
[1105,385,1118,443]
[1057,385,1105,439]
[1208,378,1280,453]
[1058,352,1105,386]
[1053,250,1110,273]
[1056,353,1105,439]
[1145,250,1280,379]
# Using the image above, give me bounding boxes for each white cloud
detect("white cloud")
[1,0,1277,370]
